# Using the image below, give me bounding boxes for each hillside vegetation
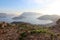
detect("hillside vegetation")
[0,19,60,40]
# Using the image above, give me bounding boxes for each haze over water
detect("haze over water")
[0,13,53,25]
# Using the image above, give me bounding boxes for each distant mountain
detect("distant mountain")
[0,13,16,18]
[12,12,54,26]
[0,13,8,18]
[20,12,41,16]
[38,15,60,22]
[0,13,14,23]
[12,16,25,20]
[12,12,41,20]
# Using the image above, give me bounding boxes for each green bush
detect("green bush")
[19,32,27,40]
[30,30,36,34]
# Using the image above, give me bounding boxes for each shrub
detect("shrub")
[19,32,27,40]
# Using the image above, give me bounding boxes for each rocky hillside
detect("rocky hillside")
[0,19,60,40]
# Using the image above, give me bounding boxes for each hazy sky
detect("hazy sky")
[0,0,60,15]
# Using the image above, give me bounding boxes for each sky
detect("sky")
[0,0,60,15]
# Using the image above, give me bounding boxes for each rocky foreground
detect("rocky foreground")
[0,19,60,40]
